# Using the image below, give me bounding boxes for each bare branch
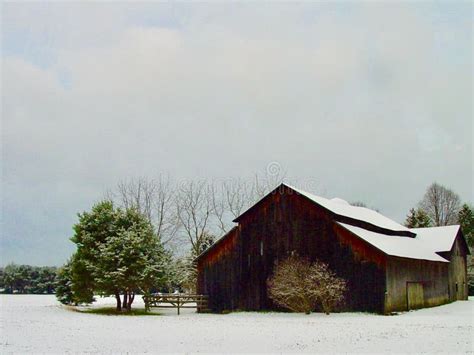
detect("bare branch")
[419,182,461,226]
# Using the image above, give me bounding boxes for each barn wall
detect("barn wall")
[197,227,240,312]
[237,187,387,313]
[445,235,469,301]
[385,256,449,313]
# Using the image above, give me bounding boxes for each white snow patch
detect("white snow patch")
[1,295,472,353]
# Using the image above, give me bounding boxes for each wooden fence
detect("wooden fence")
[143,293,209,315]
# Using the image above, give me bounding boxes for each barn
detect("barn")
[196,184,469,314]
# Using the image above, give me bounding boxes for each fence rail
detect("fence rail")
[143,293,209,315]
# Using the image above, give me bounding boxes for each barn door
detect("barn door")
[407,282,424,310]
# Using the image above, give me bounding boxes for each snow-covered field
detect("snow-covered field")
[0,295,472,353]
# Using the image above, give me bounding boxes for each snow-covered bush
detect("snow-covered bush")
[267,254,346,314]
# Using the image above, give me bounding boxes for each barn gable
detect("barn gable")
[234,184,415,237]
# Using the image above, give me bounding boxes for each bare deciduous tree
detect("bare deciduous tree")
[105,169,316,256]
[176,180,215,256]
[419,182,461,226]
[107,176,179,245]
[267,254,346,314]
[224,179,253,218]
[211,179,258,234]
[210,182,228,235]
[254,167,287,199]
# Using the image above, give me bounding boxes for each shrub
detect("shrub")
[267,254,346,314]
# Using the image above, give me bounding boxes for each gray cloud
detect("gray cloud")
[1,2,472,265]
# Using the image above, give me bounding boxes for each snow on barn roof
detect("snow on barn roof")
[337,223,449,263]
[411,225,460,253]
[286,184,411,234]
[330,197,350,205]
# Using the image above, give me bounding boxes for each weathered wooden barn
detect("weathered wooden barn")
[196,184,469,314]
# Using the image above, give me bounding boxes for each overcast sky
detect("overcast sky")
[1,2,472,266]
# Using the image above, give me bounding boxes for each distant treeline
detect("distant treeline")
[0,264,58,294]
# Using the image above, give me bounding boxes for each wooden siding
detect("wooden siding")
[443,235,469,301]
[197,227,240,312]
[385,256,449,313]
[199,186,387,313]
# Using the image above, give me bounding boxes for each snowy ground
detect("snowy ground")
[0,295,472,353]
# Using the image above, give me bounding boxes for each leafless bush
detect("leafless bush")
[267,254,346,314]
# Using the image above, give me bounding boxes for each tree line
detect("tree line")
[0,264,57,294]
[2,177,472,303]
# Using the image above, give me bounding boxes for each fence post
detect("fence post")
[177,294,180,315]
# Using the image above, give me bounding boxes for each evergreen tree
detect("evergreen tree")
[458,204,473,249]
[93,207,169,310]
[55,260,75,305]
[415,209,431,228]
[32,267,57,294]
[67,200,170,311]
[404,208,432,228]
[405,208,418,228]
[2,263,17,293]
[1,264,58,294]
[69,201,118,305]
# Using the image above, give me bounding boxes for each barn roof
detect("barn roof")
[411,225,462,253]
[286,184,412,234]
[235,183,412,235]
[195,226,238,261]
[337,223,449,262]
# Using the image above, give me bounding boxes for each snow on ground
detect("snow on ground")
[0,295,472,353]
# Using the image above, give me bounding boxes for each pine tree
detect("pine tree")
[415,209,432,228]
[55,260,75,305]
[404,208,432,228]
[93,207,169,310]
[67,201,170,311]
[458,204,473,249]
[405,208,418,228]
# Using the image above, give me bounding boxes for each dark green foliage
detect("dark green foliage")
[458,204,474,249]
[67,200,171,311]
[468,275,474,296]
[69,253,95,304]
[459,205,474,295]
[55,260,75,305]
[404,208,432,228]
[0,263,58,294]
